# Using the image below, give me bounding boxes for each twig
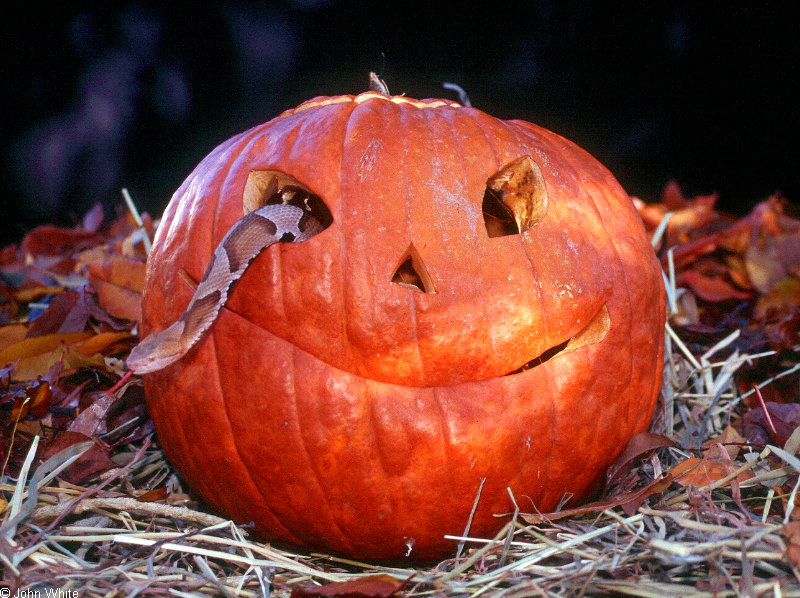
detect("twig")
[121,187,152,254]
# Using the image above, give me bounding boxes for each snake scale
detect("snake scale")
[127,201,323,374]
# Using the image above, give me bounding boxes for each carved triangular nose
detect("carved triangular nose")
[390,243,436,293]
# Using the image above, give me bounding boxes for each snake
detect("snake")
[127,198,324,375]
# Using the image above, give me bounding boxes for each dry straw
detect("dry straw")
[3,216,800,596]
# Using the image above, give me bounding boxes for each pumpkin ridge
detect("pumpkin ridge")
[289,343,360,553]
[447,107,501,364]
[208,332,307,546]
[563,170,638,450]
[495,117,559,352]
[455,107,524,364]
[338,98,371,376]
[564,142,662,444]
[570,166,639,437]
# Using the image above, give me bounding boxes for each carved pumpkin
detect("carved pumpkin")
[139,91,665,562]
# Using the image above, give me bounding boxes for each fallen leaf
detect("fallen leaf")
[10,345,106,381]
[677,269,752,302]
[522,474,674,524]
[76,331,133,356]
[85,258,146,293]
[291,575,407,598]
[742,401,800,447]
[605,432,676,490]
[701,425,746,460]
[752,277,800,322]
[0,332,93,364]
[43,431,115,484]
[20,225,104,257]
[671,457,754,487]
[0,323,28,352]
[25,290,88,337]
[11,379,53,421]
[0,283,18,323]
[82,202,105,233]
[68,392,117,437]
[784,521,800,568]
[11,285,65,303]
[85,258,146,321]
[136,487,168,502]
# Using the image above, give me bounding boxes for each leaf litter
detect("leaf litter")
[4,185,800,595]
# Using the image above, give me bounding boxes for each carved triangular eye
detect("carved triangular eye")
[482,155,548,238]
[391,243,436,294]
[244,170,333,228]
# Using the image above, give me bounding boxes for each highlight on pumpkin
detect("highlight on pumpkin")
[243,170,333,228]
[483,155,548,238]
[505,304,610,375]
[390,243,436,293]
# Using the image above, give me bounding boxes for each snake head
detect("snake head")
[127,322,189,375]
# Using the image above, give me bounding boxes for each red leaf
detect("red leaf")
[522,474,674,524]
[25,290,90,338]
[85,258,146,321]
[785,521,800,568]
[677,270,752,302]
[742,401,800,448]
[671,457,754,487]
[605,432,675,490]
[43,432,115,484]
[291,575,407,598]
[11,379,53,421]
[20,225,104,257]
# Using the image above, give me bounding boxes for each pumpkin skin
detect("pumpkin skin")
[140,92,665,562]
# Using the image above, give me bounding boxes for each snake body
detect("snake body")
[127,203,323,374]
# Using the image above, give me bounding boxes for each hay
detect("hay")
[4,199,800,596]
[4,316,799,595]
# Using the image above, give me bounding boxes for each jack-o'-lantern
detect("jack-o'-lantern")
[137,90,665,562]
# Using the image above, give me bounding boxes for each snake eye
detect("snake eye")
[244,170,333,228]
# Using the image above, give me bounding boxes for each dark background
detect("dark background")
[2,1,797,246]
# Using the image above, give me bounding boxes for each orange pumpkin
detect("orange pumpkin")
[139,91,665,562]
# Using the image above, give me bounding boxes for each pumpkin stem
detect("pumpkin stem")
[369,72,391,96]
[442,82,472,107]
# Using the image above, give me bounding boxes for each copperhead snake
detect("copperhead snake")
[127,202,323,374]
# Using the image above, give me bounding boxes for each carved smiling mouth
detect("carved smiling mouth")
[504,303,611,377]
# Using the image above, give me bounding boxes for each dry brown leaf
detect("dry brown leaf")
[290,574,407,598]
[752,277,800,322]
[0,331,93,364]
[671,457,754,487]
[76,331,133,356]
[68,392,117,437]
[701,425,746,461]
[86,258,146,293]
[522,474,674,524]
[677,269,752,302]
[605,432,675,489]
[0,323,28,352]
[44,431,115,484]
[135,487,168,502]
[25,289,89,337]
[12,285,66,302]
[85,258,146,321]
[784,520,800,568]
[20,225,104,257]
[10,345,106,381]
[11,380,53,421]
